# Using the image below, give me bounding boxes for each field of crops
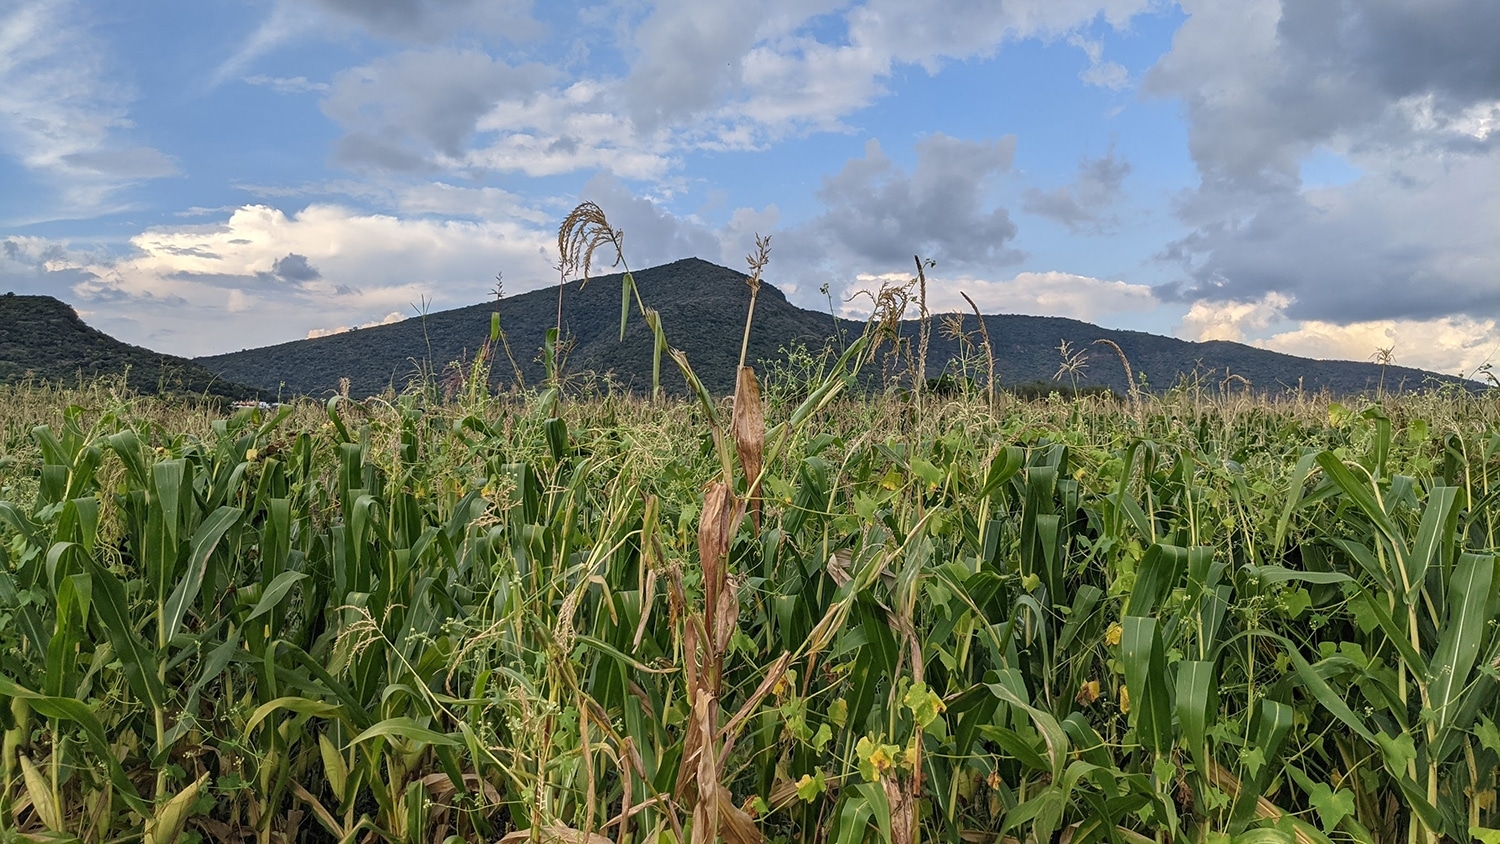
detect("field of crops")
[1,340,1498,844]
[2,209,1500,844]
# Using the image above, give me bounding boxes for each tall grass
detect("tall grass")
[0,207,1497,844]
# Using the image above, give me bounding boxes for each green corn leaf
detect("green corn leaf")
[1428,552,1496,737]
[0,674,150,816]
[1314,453,1405,560]
[161,505,242,644]
[82,556,166,715]
[349,717,462,748]
[1407,484,1460,605]
[1175,660,1216,765]
[244,570,306,624]
[1121,616,1173,754]
[244,696,346,736]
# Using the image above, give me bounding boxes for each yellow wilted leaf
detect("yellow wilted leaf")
[19,755,62,831]
[319,733,348,803]
[1119,685,1131,715]
[1105,622,1123,646]
[1076,680,1101,706]
[146,772,208,844]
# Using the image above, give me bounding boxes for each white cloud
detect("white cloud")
[840,270,1157,324]
[306,311,406,339]
[1176,291,1500,376]
[1177,293,1291,342]
[244,75,330,94]
[61,203,558,356]
[0,0,178,218]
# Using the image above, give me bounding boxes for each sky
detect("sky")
[1,0,1498,377]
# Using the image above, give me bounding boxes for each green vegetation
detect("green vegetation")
[0,208,1497,844]
[0,294,261,401]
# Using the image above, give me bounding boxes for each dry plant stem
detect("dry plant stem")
[914,255,930,399]
[960,291,995,407]
[738,235,771,371]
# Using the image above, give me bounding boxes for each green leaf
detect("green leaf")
[1428,552,1497,736]
[1476,716,1500,754]
[162,505,243,643]
[795,770,827,802]
[244,570,306,624]
[1471,828,1500,844]
[1121,616,1172,753]
[1175,660,1216,764]
[350,717,462,748]
[1375,731,1416,772]
[244,696,345,736]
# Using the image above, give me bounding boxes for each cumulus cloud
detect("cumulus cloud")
[793,134,1022,272]
[46,204,558,356]
[1146,0,1500,326]
[307,311,406,339]
[1176,291,1500,376]
[1021,143,1130,232]
[842,270,1157,323]
[322,48,554,170]
[293,0,1160,180]
[0,0,178,217]
[306,0,540,43]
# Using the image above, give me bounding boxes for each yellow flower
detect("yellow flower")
[245,448,259,463]
[869,745,894,777]
[1105,622,1123,646]
[1118,685,1131,714]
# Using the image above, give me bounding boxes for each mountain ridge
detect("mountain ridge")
[195,257,1467,398]
[0,292,261,400]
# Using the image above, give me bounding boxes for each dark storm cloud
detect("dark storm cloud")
[272,253,321,282]
[1145,0,1500,322]
[807,134,1023,268]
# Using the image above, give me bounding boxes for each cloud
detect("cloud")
[306,311,406,339]
[60,147,180,179]
[793,134,1022,271]
[1145,0,1500,326]
[1176,291,1500,376]
[0,0,178,217]
[322,48,554,170]
[52,203,558,356]
[842,269,1157,323]
[244,75,330,94]
[298,1,1160,181]
[1021,143,1130,232]
[306,0,541,43]
[1069,33,1130,90]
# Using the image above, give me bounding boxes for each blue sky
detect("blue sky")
[2,0,1498,376]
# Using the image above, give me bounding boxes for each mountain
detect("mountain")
[197,258,1467,398]
[0,293,261,400]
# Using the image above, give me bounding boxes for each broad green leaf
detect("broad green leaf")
[244,570,306,623]
[1428,553,1496,736]
[350,717,461,748]
[162,505,242,643]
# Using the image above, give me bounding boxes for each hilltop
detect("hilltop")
[0,293,261,400]
[197,258,1465,398]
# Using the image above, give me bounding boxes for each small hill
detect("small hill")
[197,258,1469,398]
[0,293,261,400]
